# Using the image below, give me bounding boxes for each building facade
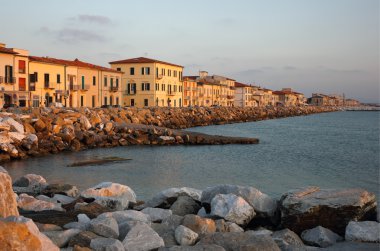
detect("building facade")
[109,57,183,108]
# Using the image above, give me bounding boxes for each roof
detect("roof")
[183,76,198,80]
[272,91,285,95]
[0,47,18,55]
[29,56,121,73]
[109,57,183,68]
[234,82,250,88]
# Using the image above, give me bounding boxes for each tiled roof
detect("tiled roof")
[109,57,183,68]
[0,47,18,55]
[234,82,250,88]
[272,91,285,95]
[183,76,198,80]
[29,56,122,73]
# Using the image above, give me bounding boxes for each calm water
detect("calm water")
[3,111,380,200]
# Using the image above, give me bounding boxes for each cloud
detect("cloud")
[57,28,106,44]
[317,66,366,74]
[68,14,112,25]
[283,66,297,71]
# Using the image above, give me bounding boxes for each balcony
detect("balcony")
[19,87,26,91]
[227,95,234,99]
[70,84,80,91]
[80,84,90,91]
[230,86,236,90]
[18,69,26,74]
[167,91,178,96]
[110,86,119,92]
[29,83,36,91]
[3,77,16,84]
[125,90,137,95]
[156,74,163,79]
[44,82,55,89]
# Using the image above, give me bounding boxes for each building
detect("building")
[28,56,123,108]
[183,76,198,107]
[0,43,29,107]
[309,93,330,106]
[234,82,257,107]
[109,57,184,108]
[273,88,304,106]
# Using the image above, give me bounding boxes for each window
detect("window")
[174,71,177,78]
[93,76,96,86]
[104,97,108,105]
[145,67,150,75]
[110,78,114,87]
[57,74,61,84]
[162,84,165,91]
[141,67,144,75]
[110,96,113,105]
[116,97,119,105]
[130,67,135,75]
[81,76,85,89]
[80,96,84,107]
[116,78,119,87]
[156,67,158,77]
[92,95,96,107]
[18,60,26,73]
[104,76,108,87]
[155,83,159,91]
[146,83,150,91]
[5,65,13,83]
[144,99,148,107]
[117,67,121,71]
[44,74,49,87]
[141,83,145,91]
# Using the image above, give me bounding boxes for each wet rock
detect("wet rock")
[146,187,202,208]
[182,214,216,236]
[88,216,119,239]
[301,226,342,247]
[197,231,280,251]
[81,182,136,211]
[272,228,306,251]
[90,237,124,251]
[0,215,59,251]
[201,184,277,218]
[43,229,81,248]
[0,167,19,217]
[345,221,380,243]
[142,207,172,222]
[42,183,79,197]
[17,193,65,212]
[170,195,201,216]
[175,225,199,246]
[279,187,377,235]
[210,193,255,226]
[122,222,165,250]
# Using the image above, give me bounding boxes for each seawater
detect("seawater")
[3,111,379,200]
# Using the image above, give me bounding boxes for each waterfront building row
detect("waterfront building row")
[308,93,360,107]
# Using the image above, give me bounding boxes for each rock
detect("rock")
[182,214,216,236]
[197,231,280,251]
[345,221,380,243]
[64,222,88,231]
[34,118,47,132]
[90,238,124,251]
[197,207,209,218]
[152,223,177,247]
[162,215,184,231]
[0,215,59,251]
[320,241,380,251]
[35,222,62,232]
[160,245,226,251]
[0,167,19,217]
[78,214,91,225]
[142,207,173,222]
[98,210,151,225]
[74,202,110,218]
[68,231,101,247]
[13,173,48,192]
[42,183,79,197]
[22,133,38,150]
[36,194,75,205]
[170,195,201,216]
[201,184,277,217]
[0,121,11,131]
[81,182,136,210]
[210,193,255,226]
[147,187,202,208]
[272,228,306,251]
[175,225,199,246]
[280,187,377,235]
[9,131,26,141]
[122,222,165,250]
[225,222,244,232]
[80,116,92,130]
[1,117,24,133]
[43,229,81,248]
[17,193,65,212]
[88,216,119,239]
[301,226,342,247]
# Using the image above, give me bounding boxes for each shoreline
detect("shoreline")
[0,106,339,163]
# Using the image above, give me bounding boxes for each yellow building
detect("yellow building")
[28,56,123,108]
[234,82,257,107]
[109,57,184,107]
[183,76,198,107]
[0,43,29,107]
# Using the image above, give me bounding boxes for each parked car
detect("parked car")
[2,103,18,109]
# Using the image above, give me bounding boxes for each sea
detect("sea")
[3,111,379,200]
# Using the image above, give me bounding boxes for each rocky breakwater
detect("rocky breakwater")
[4,171,379,250]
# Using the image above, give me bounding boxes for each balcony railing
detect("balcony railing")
[44,82,56,89]
[19,86,26,91]
[70,84,80,91]
[80,84,90,91]
[2,77,16,84]
[125,90,137,95]
[110,86,119,92]
[156,74,163,79]
[29,85,36,91]
[167,91,177,96]
[18,69,26,74]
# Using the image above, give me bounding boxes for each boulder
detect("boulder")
[152,223,177,247]
[81,182,136,210]
[36,222,62,232]
[210,193,255,226]
[301,226,342,247]
[279,187,377,235]
[98,210,151,225]
[17,193,65,212]
[13,173,48,192]
[142,207,172,222]
[146,187,202,208]
[182,214,216,236]
[68,231,101,248]
[170,195,201,216]
[43,229,81,248]
[175,225,199,246]
[42,183,79,197]
[122,222,165,250]
[160,245,226,251]
[9,131,26,141]
[0,166,19,217]
[88,216,119,239]
[272,228,306,251]
[201,184,277,217]
[162,215,184,231]
[345,221,380,243]
[90,238,124,251]
[0,216,59,251]
[197,231,280,251]
[34,119,47,132]
[22,133,38,150]
[225,222,244,233]
[36,194,75,205]
[1,117,24,133]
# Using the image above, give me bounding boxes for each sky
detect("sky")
[1,0,378,102]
